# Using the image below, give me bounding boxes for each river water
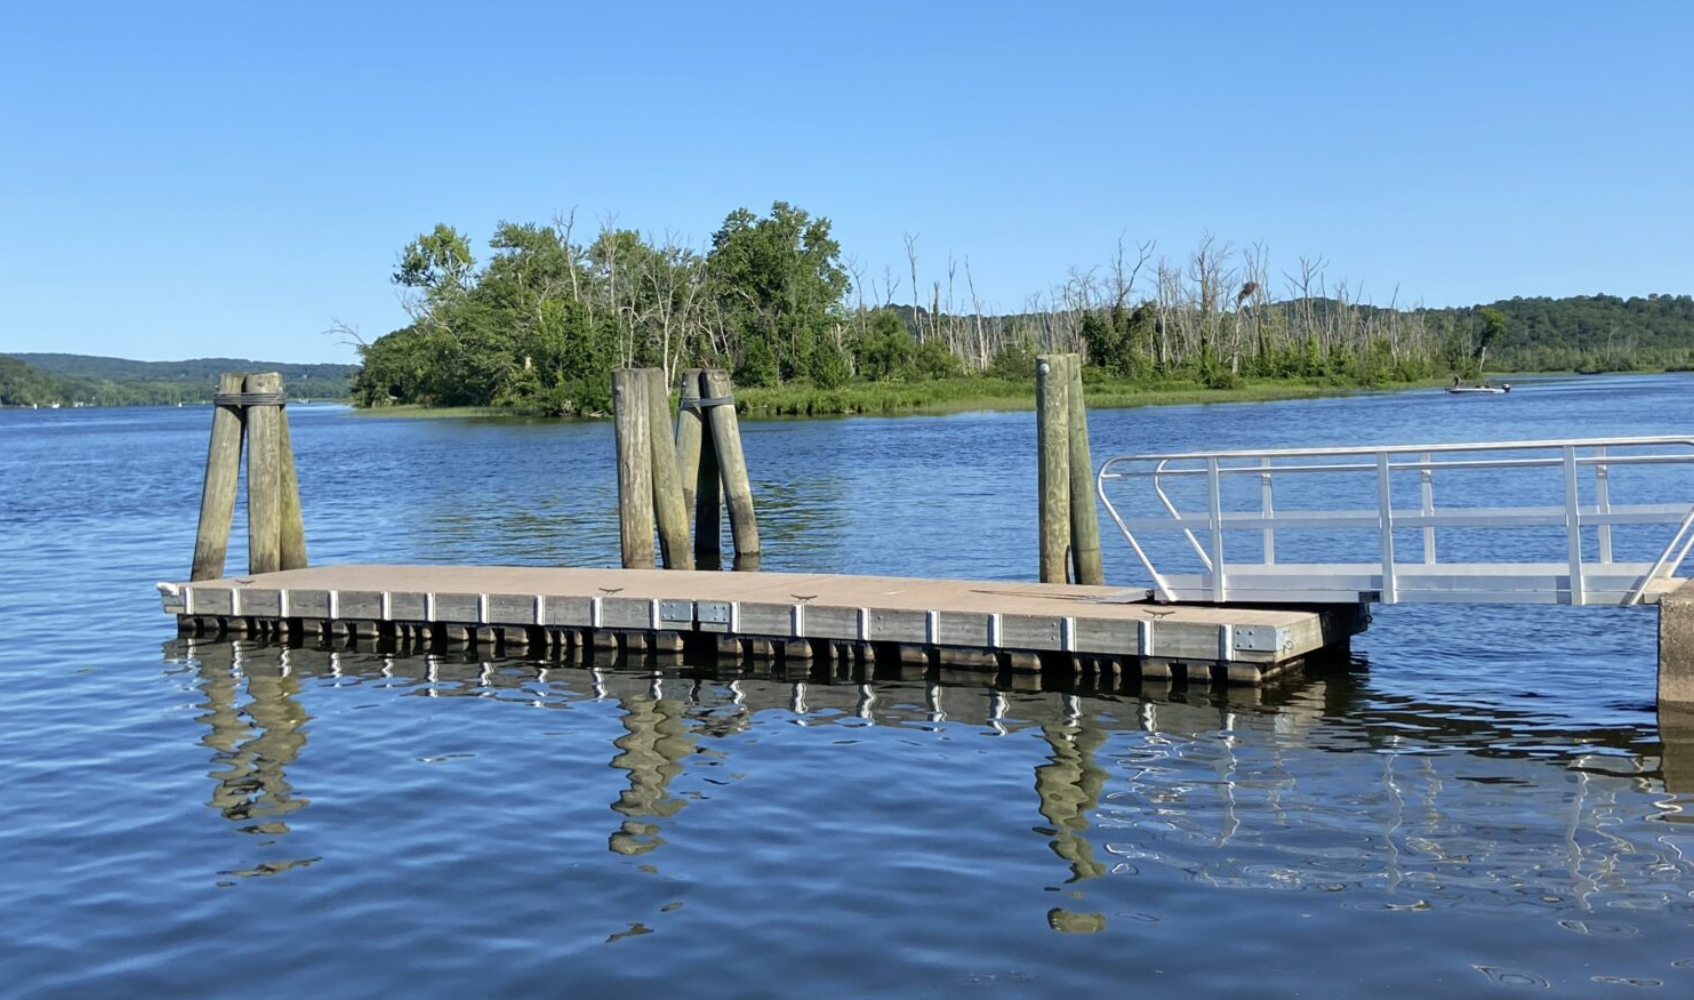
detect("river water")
[3,375,1693,998]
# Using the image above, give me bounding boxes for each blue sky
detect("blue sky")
[2,1,1689,363]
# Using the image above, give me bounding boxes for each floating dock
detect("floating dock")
[160,565,1366,685]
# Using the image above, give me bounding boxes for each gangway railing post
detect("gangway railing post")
[1207,457,1226,602]
[1564,445,1586,605]
[1596,446,1613,564]
[1420,452,1436,565]
[1260,457,1275,565]
[1376,453,1397,603]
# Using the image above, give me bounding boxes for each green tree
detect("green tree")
[394,224,476,303]
[853,308,915,380]
[1477,306,1508,367]
[708,202,850,383]
[809,336,852,388]
[988,337,1038,379]
[905,339,963,380]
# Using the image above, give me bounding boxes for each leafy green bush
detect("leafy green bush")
[905,340,964,380]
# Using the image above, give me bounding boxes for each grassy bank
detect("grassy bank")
[732,375,1450,417]
[353,404,525,419]
[353,374,1462,421]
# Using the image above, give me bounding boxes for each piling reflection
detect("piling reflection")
[606,679,695,857]
[164,638,1694,928]
[191,640,310,836]
[1034,700,1109,883]
[1035,697,1111,932]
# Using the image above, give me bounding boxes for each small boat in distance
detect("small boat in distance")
[1448,378,1510,395]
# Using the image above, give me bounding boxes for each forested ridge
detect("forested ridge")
[350,202,1694,416]
[0,354,356,407]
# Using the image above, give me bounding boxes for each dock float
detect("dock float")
[159,565,1365,685]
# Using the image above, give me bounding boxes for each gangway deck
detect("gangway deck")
[1098,436,1694,606]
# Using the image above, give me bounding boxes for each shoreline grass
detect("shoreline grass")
[353,403,527,420]
[354,375,1463,421]
[353,368,1680,422]
[730,375,1455,417]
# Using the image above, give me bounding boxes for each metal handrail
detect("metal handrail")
[1153,458,1213,569]
[1096,436,1694,607]
[1109,452,1694,480]
[1101,435,1694,464]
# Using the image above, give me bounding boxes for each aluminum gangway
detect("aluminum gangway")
[1097,436,1694,606]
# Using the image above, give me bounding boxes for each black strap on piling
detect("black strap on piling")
[679,395,734,409]
[213,391,288,408]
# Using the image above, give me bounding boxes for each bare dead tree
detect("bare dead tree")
[904,233,923,341]
[325,319,367,351]
[964,257,987,371]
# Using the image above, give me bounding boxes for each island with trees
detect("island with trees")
[348,203,1694,417]
[9,202,1691,414]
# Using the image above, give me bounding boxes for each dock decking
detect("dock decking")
[160,565,1366,685]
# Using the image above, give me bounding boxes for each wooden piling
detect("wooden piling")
[675,368,705,516]
[244,372,284,575]
[697,428,723,563]
[1036,354,1072,583]
[613,369,657,568]
[680,369,723,562]
[1065,353,1104,585]
[277,391,308,571]
[190,372,247,581]
[645,368,693,570]
[702,368,759,560]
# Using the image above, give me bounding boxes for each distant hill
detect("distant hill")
[8,353,357,388]
[0,353,357,406]
[0,356,66,406]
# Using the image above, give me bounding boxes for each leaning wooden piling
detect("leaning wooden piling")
[675,368,706,517]
[244,372,285,575]
[685,370,723,561]
[645,368,693,570]
[190,372,247,581]
[1036,354,1072,583]
[703,368,759,561]
[1065,355,1104,586]
[612,369,656,568]
[277,395,308,571]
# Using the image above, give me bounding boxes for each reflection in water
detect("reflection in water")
[1035,697,1110,933]
[1034,708,1108,883]
[193,641,310,837]
[607,680,695,857]
[1095,704,1694,918]
[165,638,1694,930]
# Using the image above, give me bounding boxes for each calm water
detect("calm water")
[4,376,1694,998]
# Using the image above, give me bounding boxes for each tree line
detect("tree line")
[0,355,227,407]
[349,202,1694,413]
[0,354,356,407]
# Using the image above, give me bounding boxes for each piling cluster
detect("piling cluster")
[190,372,307,581]
[613,367,759,570]
[1035,354,1104,585]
